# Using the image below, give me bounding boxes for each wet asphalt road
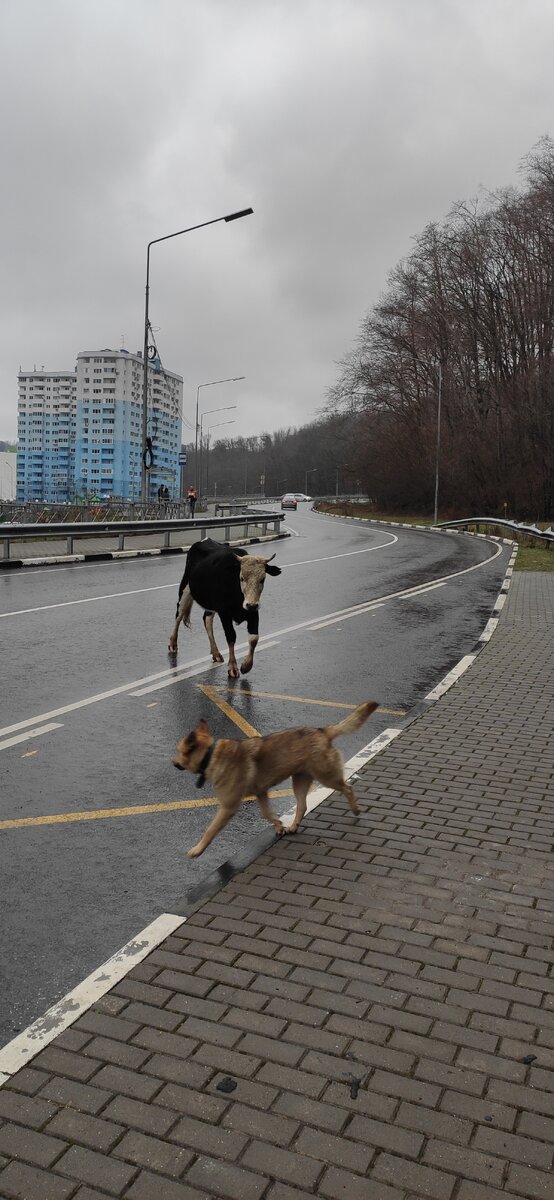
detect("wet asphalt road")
[0,507,510,1048]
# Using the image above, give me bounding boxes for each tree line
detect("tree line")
[183,411,365,499]
[327,138,554,519]
[184,139,554,516]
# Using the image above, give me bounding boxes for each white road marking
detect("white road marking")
[310,603,385,630]
[131,640,282,695]
[0,538,396,619]
[0,914,185,1082]
[425,655,476,701]
[0,582,174,620]
[0,723,63,751]
[284,534,398,564]
[0,538,504,740]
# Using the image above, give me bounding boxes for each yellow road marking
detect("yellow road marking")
[210,684,406,717]
[147,702,158,708]
[21,750,39,758]
[198,684,261,737]
[0,789,294,831]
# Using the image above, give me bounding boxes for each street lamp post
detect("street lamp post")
[433,362,442,525]
[140,207,252,504]
[198,403,238,500]
[205,419,235,496]
[305,467,317,495]
[195,378,244,494]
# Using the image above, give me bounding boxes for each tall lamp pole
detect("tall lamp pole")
[305,467,317,494]
[433,361,442,525]
[205,419,235,495]
[140,207,252,504]
[195,379,244,493]
[198,405,237,498]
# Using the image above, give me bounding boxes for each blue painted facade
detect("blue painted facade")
[17,349,183,502]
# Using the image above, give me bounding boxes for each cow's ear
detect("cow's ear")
[265,564,281,576]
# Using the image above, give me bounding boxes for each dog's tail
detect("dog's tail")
[325,700,379,742]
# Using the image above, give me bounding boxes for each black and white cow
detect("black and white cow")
[168,538,281,677]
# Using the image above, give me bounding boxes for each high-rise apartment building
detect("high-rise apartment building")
[74,348,182,500]
[17,348,183,502]
[17,369,77,502]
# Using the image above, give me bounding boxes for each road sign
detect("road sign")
[178,453,187,466]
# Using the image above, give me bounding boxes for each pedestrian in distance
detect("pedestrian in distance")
[187,485,198,517]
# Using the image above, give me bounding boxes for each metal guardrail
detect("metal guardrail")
[0,512,284,563]
[437,517,553,546]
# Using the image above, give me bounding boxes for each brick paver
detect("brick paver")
[1,571,553,1197]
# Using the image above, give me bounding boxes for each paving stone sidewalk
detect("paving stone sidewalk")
[1,572,553,1200]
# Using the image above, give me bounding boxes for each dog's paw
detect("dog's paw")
[187,845,203,858]
[274,822,286,838]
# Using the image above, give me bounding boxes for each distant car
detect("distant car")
[281,493,298,510]
[293,493,312,502]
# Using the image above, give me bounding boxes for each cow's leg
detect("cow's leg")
[288,772,312,833]
[256,790,285,837]
[203,611,224,663]
[240,608,259,675]
[219,613,240,678]
[168,585,193,653]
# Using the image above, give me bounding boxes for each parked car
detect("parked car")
[293,493,312,502]
[281,493,298,510]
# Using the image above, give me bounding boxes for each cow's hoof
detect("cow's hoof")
[240,660,253,675]
[212,653,224,664]
[168,643,177,655]
[228,666,240,679]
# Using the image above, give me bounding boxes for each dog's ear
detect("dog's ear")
[196,718,209,732]
[265,564,281,576]
[185,730,198,748]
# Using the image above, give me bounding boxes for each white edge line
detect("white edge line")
[425,654,476,701]
[478,617,498,644]
[280,727,404,827]
[0,722,63,751]
[0,913,185,1083]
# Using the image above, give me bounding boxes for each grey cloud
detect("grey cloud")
[1,0,554,441]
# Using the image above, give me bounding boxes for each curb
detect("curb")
[0,530,291,570]
[0,914,185,1087]
[0,522,516,1082]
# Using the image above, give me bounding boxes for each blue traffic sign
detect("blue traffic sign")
[178,453,187,465]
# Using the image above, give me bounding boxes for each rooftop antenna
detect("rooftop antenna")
[120,333,125,349]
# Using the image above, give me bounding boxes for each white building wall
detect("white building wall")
[0,452,17,499]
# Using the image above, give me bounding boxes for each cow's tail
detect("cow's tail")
[325,701,379,742]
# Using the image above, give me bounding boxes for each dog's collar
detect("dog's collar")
[195,744,215,788]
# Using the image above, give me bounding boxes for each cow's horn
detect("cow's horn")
[265,553,276,564]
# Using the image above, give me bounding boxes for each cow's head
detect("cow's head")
[235,552,281,609]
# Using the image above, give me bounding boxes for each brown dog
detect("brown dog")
[173,700,379,857]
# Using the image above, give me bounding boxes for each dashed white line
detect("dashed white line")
[0,723,63,751]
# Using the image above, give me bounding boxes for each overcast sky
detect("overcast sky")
[1,0,553,444]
